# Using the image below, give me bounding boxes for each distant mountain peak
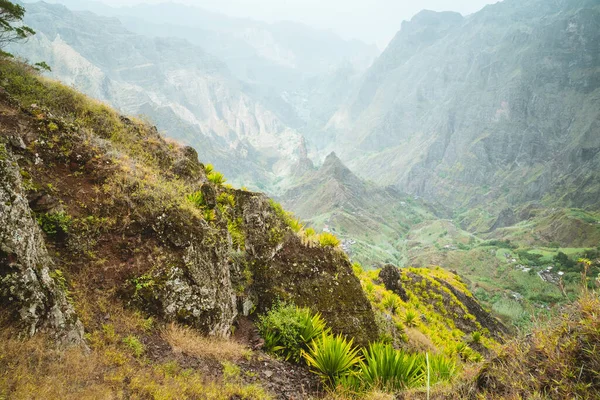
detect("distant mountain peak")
[318,151,363,188]
[321,151,348,171]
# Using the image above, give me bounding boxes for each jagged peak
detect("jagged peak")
[317,151,364,189]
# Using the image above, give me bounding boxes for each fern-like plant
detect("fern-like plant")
[303,333,362,388]
[204,163,214,174]
[186,191,205,208]
[207,171,226,185]
[359,342,425,391]
[318,232,341,248]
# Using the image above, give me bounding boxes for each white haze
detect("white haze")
[46,0,500,48]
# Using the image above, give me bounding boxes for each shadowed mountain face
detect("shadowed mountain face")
[326,0,600,217]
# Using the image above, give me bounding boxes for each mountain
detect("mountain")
[11,1,315,190]
[24,0,378,133]
[280,151,444,265]
[327,0,600,226]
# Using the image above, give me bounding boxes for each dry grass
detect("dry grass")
[323,390,394,400]
[405,327,437,353]
[0,326,270,400]
[163,323,251,361]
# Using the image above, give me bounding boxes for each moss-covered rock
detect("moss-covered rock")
[233,190,378,345]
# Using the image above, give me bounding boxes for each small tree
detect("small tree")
[0,1,35,49]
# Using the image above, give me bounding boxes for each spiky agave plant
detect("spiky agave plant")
[403,309,420,327]
[359,342,425,391]
[298,309,329,345]
[318,232,341,247]
[428,353,457,384]
[382,294,400,314]
[185,190,205,208]
[207,171,226,185]
[302,333,362,388]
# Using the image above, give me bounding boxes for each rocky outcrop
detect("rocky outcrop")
[0,139,83,345]
[432,277,508,340]
[378,264,409,302]
[234,191,378,345]
[404,270,507,340]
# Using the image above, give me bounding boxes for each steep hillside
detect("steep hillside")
[12,1,310,190]
[0,58,378,342]
[328,0,600,217]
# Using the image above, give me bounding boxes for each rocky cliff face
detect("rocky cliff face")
[328,0,600,216]
[0,59,376,344]
[0,102,83,345]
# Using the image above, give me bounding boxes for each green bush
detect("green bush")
[318,232,341,248]
[123,335,144,357]
[302,333,362,388]
[382,294,400,314]
[454,342,482,362]
[287,217,303,233]
[258,302,328,362]
[202,208,216,222]
[403,309,419,327]
[217,192,235,208]
[359,342,424,391]
[36,211,72,235]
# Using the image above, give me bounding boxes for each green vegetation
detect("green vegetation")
[186,191,205,208]
[318,232,341,247]
[0,1,36,50]
[303,333,362,388]
[207,171,226,185]
[257,302,328,362]
[359,342,424,390]
[122,335,144,357]
[36,211,72,235]
[402,310,419,327]
[469,294,600,399]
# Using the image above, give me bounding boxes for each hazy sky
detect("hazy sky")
[87,0,499,48]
